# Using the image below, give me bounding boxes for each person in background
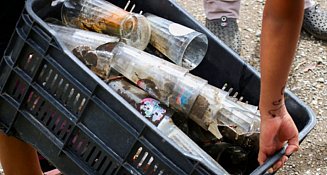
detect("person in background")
[204,0,326,54]
[205,0,303,173]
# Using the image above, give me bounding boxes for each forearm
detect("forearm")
[0,133,43,175]
[259,0,304,119]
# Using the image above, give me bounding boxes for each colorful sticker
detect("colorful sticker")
[139,98,166,124]
[175,87,193,110]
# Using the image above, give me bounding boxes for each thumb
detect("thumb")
[285,136,299,156]
[258,150,267,165]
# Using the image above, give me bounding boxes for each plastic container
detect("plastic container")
[111,42,202,113]
[0,0,316,175]
[144,13,208,70]
[48,24,117,79]
[61,0,151,50]
[47,23,120,51]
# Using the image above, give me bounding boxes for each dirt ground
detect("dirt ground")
[175,0,327,174]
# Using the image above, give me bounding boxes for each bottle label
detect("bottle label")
[139,98,166,124]
[173,86,194,112]
[176,87,192,106]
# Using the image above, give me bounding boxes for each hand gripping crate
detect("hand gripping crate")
[0,0,316,174]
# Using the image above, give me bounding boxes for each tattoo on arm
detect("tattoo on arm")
[268,105,284,117]
[268,86,286,118]
[272,98,282,106]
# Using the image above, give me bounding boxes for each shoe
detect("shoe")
[302,4,327,40]
[205,16,241,55]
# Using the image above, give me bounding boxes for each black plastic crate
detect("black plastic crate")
[0,0,316,174]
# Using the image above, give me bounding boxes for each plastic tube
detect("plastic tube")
[61,0,151,50]
[144,13,208,70]
[111,42,207,114]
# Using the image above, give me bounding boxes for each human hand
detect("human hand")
[258,105,299,173]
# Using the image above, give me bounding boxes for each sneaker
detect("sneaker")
[205,16,241,55]
[302,4,327,40]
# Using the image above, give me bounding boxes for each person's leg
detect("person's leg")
[203,0,327,55]
[302,0,327,40]
[203,0,242,54]
[304,0,315,8]
[204,0,240,19]
[0,133,43,175]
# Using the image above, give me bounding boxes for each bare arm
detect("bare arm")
[0,133,43,175]
[259,0,304,172]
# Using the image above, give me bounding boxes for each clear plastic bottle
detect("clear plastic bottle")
[110,42,207,114]
[48,23,117,79]
[48,23,120,51]
[144,13,208,70]
[189,84,260,140]
[61,0,151,50]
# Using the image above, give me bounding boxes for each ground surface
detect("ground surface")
[175,0,327,174]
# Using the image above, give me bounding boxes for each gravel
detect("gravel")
[175,0,327,174]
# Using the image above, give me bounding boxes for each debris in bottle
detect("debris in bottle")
[48,23,120,51]
[61,0,151,50]
[108,78,174,126]
[49,23,118,80]
[71,46,113,80]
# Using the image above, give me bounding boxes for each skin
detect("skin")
[0,133,43,175]
[259,0,304,172]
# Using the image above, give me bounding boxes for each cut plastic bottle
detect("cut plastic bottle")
[61,0,151,50]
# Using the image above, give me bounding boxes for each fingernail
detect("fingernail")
[268,168,274,174]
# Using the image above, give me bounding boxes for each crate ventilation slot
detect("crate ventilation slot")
[18,51,41,77]
[131,147,168,175]
[25,90,73,141]
[68,130,119,175]
[5,74,28,102]
[37,63,87,115]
